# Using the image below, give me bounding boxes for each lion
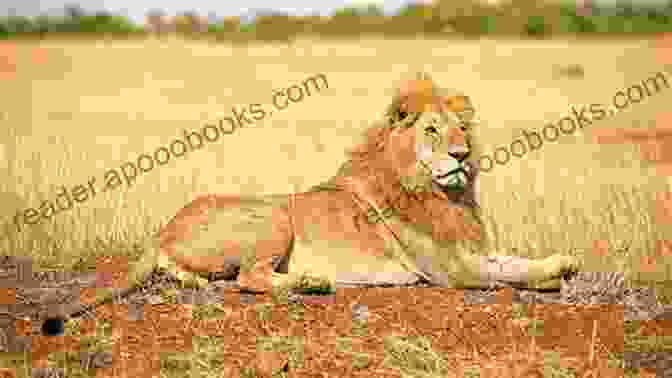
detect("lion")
[69,72,580,318]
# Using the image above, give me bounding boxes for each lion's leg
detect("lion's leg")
[173,268,210,289]
[456,252,580,290]
[238,249,298,293]
[161,195,294,294]
[237,255,275,293]
[285,238,423,289]
[235,235,297,293]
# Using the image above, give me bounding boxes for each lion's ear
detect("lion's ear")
[397,77,436,114]
[443,95,478,125]
[443,95,468,112]
[388,72,437,124]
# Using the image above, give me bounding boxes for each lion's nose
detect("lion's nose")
[447,147,470,162]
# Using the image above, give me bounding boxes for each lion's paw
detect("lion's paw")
[175,269,209,289]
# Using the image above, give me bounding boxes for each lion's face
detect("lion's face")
[385,93,478,199]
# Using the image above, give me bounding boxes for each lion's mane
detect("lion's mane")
[312,92,486,246]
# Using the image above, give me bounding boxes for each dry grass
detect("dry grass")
[0,37,671,376]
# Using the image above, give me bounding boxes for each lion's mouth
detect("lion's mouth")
[434,167,470,190]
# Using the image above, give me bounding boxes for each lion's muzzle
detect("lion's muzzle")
[430,156,472,189]
[433,164,470,189]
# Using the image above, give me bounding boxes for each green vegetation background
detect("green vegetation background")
[1,0,671,41]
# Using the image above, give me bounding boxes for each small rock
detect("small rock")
[91,351,114,369]
[351,303,369,322]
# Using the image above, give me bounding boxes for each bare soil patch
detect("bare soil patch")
[1,255,671,377]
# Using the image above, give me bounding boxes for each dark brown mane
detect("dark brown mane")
[313,93,486,245]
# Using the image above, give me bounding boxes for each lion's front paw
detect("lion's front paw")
[175,269,209,289]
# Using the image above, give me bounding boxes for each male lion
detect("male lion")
[69,72,579,317]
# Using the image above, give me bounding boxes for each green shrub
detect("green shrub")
[478,14,497,34]
[524,15,547,37]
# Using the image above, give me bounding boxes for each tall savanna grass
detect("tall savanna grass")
[0,38,670,286]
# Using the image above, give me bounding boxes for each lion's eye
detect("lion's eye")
[425,126,438,134]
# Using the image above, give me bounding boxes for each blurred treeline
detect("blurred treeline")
[1,0,672,41]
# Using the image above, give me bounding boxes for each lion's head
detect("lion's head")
[319,72,485,243]
[381,72,480,203]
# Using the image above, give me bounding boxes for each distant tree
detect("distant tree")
[93,11,112,25]
[220,16,241,32]
[361,4,385,17]
[252,12,301,42]
[33,15,54,34]
[524,15,548,37]
[195,15,209,33]
[432,1,491,36]
[575,0,595,17]
[173,11,208,36]
[614,0,635,18]
[332,7,360,18]
[2,16,35,34]
[145,9,170,35]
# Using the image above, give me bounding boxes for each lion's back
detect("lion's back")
[159,194,293,249]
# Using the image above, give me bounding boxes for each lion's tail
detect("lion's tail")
[68,238,163,319]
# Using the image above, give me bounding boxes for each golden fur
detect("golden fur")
[321,120,484,244]
[159,71,488,292]
[69,72,579,317]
